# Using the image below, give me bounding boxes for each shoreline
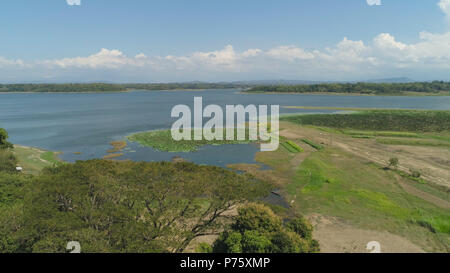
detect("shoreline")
[0,88,240,94]
[1,89,449,96]
[282,106,450,111]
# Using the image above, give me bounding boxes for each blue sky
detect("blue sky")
[1,0,450,82]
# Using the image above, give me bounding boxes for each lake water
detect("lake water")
[1,89,449,168]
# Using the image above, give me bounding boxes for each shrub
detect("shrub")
[286,216,314,240]
[410,169,421,178]
[284,141,304,153]
[195,243,213,253]
[0,128,13,150]
[0,151,18,173]
[388,157,399,169]
[301,139,324,150]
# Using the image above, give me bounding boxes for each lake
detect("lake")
[1,90,449,167]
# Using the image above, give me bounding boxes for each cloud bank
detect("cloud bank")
[439,0,450,18]
[2,30,450,82]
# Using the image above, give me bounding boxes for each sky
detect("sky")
[1,0,450,83]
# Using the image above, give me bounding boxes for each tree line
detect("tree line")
[2,81,450,94]
[247,81,450,95]
[0,83,243,93]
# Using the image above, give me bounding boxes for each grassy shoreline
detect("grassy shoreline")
[12,145,63,174]
[282,106,449,111]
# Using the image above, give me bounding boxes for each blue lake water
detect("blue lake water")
[1,89,449,168]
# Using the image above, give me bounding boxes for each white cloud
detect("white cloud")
[3,30,450,81]
[266,46,315,61]
[373,32,450,67]
[367,0,382,6]
[374,33,408,51]
[66,0,81,6]
[0,56,26,68]
[42,48,151,69]
[439,0,450,18]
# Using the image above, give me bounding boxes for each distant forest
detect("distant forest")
[1,81,450,94]
[0,82,243,93]
[246,81,450,95]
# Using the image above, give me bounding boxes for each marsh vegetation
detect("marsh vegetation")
[127,129,254,152]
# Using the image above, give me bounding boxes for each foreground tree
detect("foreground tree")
[11,160,270,253]
[213,204,320,253]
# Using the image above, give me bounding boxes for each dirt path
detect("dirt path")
[333,140,450,189]
[279,122,450,189]
[396,176,450,209]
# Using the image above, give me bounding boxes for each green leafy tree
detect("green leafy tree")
[286,216,314,240]
[232,203,282,233]
[241,230,272,253]
[11,160,270,253]
[213,204,319,253]
[0,128,13,150]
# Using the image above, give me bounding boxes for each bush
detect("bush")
[195,243,213,254]
[286,216,314,240]
[270,231,309,253]
[410,169,421,178]
[301,139,324,150]
[388,157,399,169]
[281,141,304,153]
[0,151,18,173]
[0,128,13,150]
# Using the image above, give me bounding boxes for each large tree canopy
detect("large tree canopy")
[1,160,270,253]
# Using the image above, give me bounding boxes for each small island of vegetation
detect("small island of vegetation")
[127,129,254,152]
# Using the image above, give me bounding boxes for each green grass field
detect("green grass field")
[13,146,63,175]
[284,148,449,251]
[241,117,450,252]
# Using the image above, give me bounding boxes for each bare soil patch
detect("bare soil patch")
[307,214,425,253]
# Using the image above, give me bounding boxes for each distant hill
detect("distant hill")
[231,80,331,85]
[232,78,415,85]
